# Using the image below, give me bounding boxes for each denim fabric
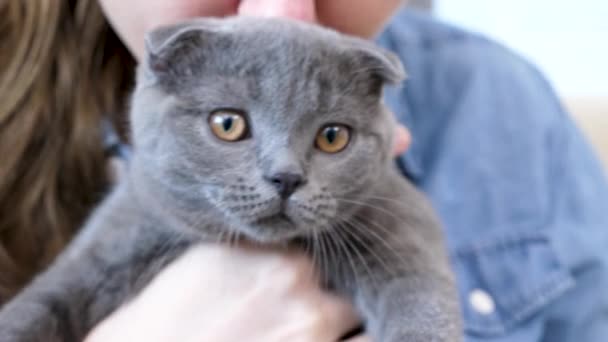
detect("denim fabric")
[378,9,608,342]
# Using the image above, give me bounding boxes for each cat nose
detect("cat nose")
[264,172,306,199]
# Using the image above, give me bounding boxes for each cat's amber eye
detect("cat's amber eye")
[209,110,249,142]
[315,124,351,153]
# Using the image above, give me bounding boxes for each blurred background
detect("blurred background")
[410,0,608,168]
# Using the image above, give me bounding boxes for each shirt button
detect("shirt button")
[469,289,495,315]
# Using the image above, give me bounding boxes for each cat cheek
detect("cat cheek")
[202,187,222,203]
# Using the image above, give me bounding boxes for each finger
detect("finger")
[344,334,373,342]
[315,292,362,341]
[238,0,317,22]
[392,124,411,156]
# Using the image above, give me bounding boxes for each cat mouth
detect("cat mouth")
[244,211,301,244]
[254,212,293,225]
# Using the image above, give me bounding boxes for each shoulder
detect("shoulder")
[377,9,568,184]
[378,9,558,124]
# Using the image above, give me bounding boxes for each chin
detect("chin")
[241,217,306,244]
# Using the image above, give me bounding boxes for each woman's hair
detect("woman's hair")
[0,0,135,302]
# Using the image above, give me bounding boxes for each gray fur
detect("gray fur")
[0,17,461,341]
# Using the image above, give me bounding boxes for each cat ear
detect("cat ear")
[346,38,407,86]
[142,19,224,81]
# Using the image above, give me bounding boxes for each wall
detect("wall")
[434,0,608,98]
[433,0,608,166]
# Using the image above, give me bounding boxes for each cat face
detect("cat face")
[130,17,404,243]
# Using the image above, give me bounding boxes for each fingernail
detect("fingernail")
[238,0,317,22]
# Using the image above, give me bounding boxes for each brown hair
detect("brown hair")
[0,0,135,302]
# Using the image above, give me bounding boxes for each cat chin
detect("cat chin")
[234,219,308,244]
[239,231,303,245]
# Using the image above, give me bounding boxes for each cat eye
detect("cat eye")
[315,124,351,153]
[209,110,249,142]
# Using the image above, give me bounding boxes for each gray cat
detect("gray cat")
[0,17,461,341]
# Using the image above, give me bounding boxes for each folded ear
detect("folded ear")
[345,37,406,86]
[142,19,225,84]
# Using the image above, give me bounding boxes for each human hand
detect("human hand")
[85,244,363,342]
[393,124,411,156]
[98,0,404,60]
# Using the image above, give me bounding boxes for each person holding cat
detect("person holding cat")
[1,0,607,341]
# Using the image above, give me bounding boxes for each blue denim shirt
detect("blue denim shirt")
[377,10,608,341]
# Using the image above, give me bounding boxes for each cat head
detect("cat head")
[130,17,405,243]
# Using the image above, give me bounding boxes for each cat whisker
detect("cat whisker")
[333,197,404,223]
[325,225,359,291]
[215,226,227,244]
[334,221,381,292]
[310,224,321,284]
[357,195,408,206]
[226,217,241,249]
[234,225,243,249]
[302,234,315,285]
[318,231,329,287]
[346,215,408,276]
[335,216,397,280]
[331,209,405,273]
